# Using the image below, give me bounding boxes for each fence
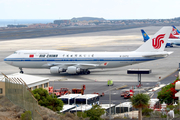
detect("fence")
[3,74,42,120]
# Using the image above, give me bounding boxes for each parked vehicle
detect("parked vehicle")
[107,80,114,86]
[120,91,129,97]
[49,87,70,97]
[120,89,134,99]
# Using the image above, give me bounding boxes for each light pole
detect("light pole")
[109,85,111,120]
[52,80,54,112]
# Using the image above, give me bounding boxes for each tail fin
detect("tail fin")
[172,25,180,34]
[135,26,172,52]
[169,26,180,38]
[141,29,150,42]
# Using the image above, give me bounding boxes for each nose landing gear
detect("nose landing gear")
[19,68,24,74]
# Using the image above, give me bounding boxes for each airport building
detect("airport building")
[100,104,116,116]
[0,73,49,96]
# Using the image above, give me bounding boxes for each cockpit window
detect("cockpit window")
[14,52,17,54]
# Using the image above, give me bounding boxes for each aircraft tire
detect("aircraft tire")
[87,70,90,74]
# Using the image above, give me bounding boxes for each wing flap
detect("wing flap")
[42,63,101,69]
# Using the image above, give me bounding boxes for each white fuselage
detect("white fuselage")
[168,38,180,46]
[4,50,168,69]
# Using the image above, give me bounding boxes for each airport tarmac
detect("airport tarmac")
[0,26,180,83]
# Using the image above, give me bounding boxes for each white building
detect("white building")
[100,104,116,116]
[115,102,133,113]
[0,73,49,96]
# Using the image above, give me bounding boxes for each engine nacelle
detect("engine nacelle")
[67,66,81,74]
[166,43,173,47]
[50,66,66,74]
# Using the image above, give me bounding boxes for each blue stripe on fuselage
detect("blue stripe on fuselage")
[4,57,158,62]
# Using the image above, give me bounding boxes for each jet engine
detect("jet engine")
[67,66,81,74]
[50,66,66,74]
[166,43,173,47]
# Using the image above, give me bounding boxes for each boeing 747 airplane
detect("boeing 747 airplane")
[4,27,172,75]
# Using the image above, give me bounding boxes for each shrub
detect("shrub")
[161,114,167,118]
[85,105,105,120]
[32,88,64,111]
[142,107,153,116]
[166,104,175,110]
[77,111,88,118]
[21,111,32,120]
[157,80,179,104]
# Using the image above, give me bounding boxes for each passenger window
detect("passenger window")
[39,55,45,57]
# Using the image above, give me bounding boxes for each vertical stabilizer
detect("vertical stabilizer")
[141,29,150,42]
[172,25,180,34]
[169,26,179,38]
[135,27,172,52]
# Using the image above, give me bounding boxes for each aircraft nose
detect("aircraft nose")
[4,58,9,64]
[4,56,12,65]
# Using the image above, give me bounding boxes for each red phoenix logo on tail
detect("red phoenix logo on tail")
[152,34,165,49]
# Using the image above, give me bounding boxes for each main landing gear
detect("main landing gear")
[84,70,90,74]
[19,68,24,74]
[78,69,91,75]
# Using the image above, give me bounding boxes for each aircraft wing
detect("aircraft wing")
[42,62,108,69]
[75,64,99,69]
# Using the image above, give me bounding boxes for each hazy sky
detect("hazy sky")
[1,0,180,20]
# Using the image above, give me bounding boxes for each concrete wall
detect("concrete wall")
[0,81,5,96]
[30,82,49,92]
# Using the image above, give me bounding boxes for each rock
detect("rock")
[0,107,7,112]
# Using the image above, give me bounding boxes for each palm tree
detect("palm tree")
[130,93,150,120]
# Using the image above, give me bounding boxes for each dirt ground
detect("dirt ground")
[0,96,61,120]
[0,96,83,120]
[0,96,24,120]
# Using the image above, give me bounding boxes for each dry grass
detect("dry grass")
[0,96,87,120]
[0,96,24,120]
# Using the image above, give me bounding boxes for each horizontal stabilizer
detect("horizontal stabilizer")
[143,51,173,58]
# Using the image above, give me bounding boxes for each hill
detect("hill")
[71,17,105,21]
